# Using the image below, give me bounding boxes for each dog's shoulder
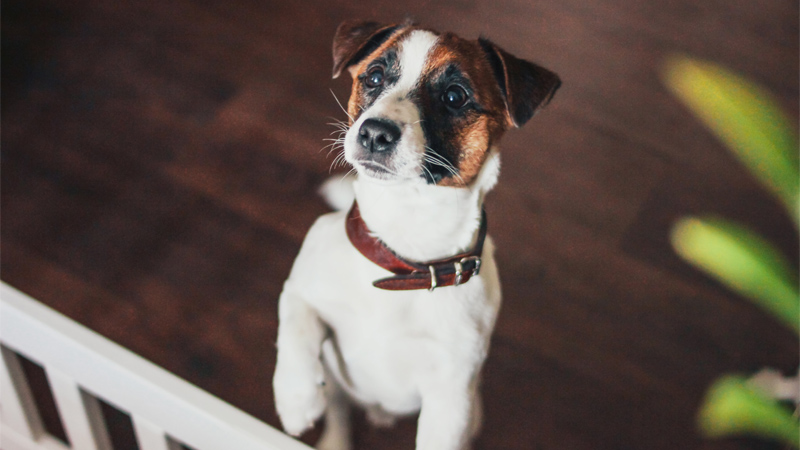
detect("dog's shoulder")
[284,210,364,296]
[295,210,349,257]
[318,174,356,211]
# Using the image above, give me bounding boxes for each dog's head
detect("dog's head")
[332,20,560,188]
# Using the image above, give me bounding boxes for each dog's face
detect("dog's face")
[332,21,560,187]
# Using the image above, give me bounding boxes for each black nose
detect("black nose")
[358,118,401,153]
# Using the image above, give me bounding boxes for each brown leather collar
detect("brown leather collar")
[346,202,487,291]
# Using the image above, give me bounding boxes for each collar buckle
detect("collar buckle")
[428,265,438,292]
[454,256,481,287]
[454,261,464,286]
[462,256,482,276]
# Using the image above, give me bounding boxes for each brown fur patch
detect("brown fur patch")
[445,116,492,187]
[424,34,508,186]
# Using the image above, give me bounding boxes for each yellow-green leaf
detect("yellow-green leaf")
[664,56,799,223]
[699,375,799,447]
[671,217,799,332]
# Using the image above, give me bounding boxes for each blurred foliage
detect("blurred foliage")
[671,218,798,333]
[664,57,799,224]
[699,375,799,444]
[663,56,799,448]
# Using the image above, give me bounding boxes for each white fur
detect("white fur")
[395,30,440,93]
[274,30,503,450]
[318,174,356,211]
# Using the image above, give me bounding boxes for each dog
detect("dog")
[273,20,560,450]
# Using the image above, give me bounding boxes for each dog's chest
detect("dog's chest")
[319,292,460,406]
[288,210,499,410]
[318,290,492,413]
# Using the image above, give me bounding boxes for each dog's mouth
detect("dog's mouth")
[351,159,409,181]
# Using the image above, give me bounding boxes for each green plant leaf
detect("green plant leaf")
[671,217,799,332]
[699,375,799,447]
[664,56,800,223]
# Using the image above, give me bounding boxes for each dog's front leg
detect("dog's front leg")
[273,288,327,436]
[416,378,477,450]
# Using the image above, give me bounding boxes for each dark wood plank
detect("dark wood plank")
[2,0,797,449]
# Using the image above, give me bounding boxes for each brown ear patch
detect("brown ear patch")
[478,38,561,128]
[332,21,405,79]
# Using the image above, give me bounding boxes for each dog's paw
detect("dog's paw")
[273,361,327,436]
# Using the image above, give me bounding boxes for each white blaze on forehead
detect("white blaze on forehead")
[394,30,439,93]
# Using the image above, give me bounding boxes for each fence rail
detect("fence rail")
[0,282,309,450]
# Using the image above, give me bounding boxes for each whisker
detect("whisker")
[424,147,457,170]
[328,126,349,134]
[321,137,344,148]
[328,154,339,173]
[424,158,461,183]
[427,159,460,179]
[325,119,350,136]
[328,149,350,173]
[320,134,347,155]
[422,147,466,186]
[334,167,358,186]
[333,151,348,168]
[421,164,437,184]
[423,153,456,175]
[326,115,348,123]
[330,89,353,122]
[326,145,344,158]
[333,146,344,157]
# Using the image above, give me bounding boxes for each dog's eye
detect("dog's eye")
[364,66,385,88]
[442,85,468,108]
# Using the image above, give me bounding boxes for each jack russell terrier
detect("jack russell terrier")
[273,20,560,450]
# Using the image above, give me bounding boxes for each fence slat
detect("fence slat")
[47,369,113,450]
[0,346,45,440]
[0,427,70,450]
[132,414,174,450]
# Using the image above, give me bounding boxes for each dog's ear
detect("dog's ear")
[478,38,561,128]
[332,21,401,79]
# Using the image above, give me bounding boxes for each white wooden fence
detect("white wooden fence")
[0,282,310,450]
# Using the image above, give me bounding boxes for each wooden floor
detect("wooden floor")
[2,1,798,449]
